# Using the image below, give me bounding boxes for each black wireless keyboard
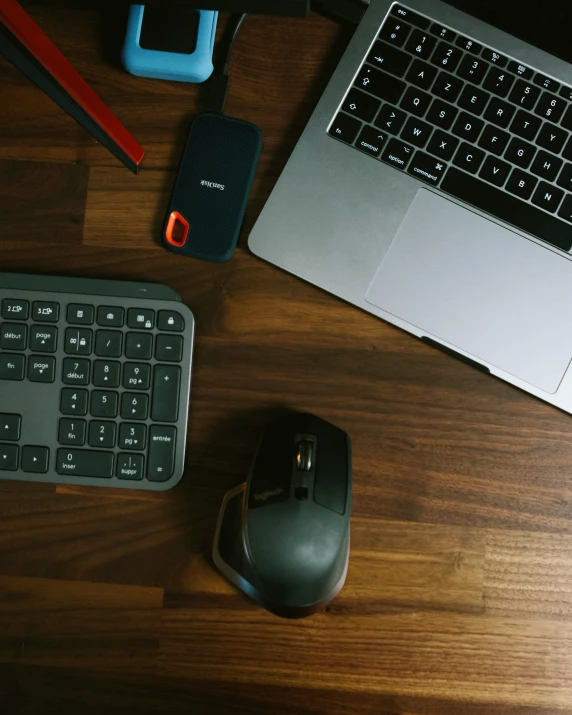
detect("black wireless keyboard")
[0,273,194,490]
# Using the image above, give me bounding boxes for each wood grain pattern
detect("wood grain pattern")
[2,1,572,712]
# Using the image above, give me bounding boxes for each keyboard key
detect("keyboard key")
[123,362,151,390]
[457,85,490,115]
[508,79,541,110]
[431,41,462,72]
[97,306,124,327]
[28,356,56,383]
[509,109,541,141]
[477,125,510,155]
[0,444,18,471]
[119,423,147,451]
[355,66,405,103]
[483,67,514,97]
[64,328,92,355]
[531,182,564,213]
[1,323,27,350]
[426,129,458,161]
[1,299,28,320]
[536,124,567,154]
[506,168,537,200]
[405,29,436,60]
[95,330,123,357]
[62,357,90,385]
[481,48,507,66]
[432,71,463,102]
[158,311,185,332]
[89,421,116,449]
[426,98,458,130]
[405,59,438,90]
[557,163,572,193]
[32,301,59,322]
[22,446,49,474]
[479,155,511,187]
[453,142,485,174]
[399,86,431,116]
[379,18,411,47]
[456,55,488,85]
[483,97,515,128]
[67,304,94,325]
[152,365,181,423]
[400,116,432,147]
[56,448,114,479]
[342,88,380,122]
[0,354,25,381]
[560,86,572,102]
[156,334,184,362]
[147,425,177,482]
[375,104,407,135]
[366,41,411,77]
[92,360,121,388]
[127,308,155,330]
[504,137,536,169]
[451,111,484,143]
[117,453,145,481]
[430,23,456,43]
[406,151,447,185]
[533,73,560,94]
[563,137,572,162]
[391,5,429,30]
[381,137,414,170]
[535,93,567,123]
[125,332,154,360]
[90,391,119,418]
[121,393,149,421]
[29,325,57,353]
[60,388,88,416]
[558,194,572,223]
[561,105,572,132]
[442,167,572,251]
[355,125,386,157]
[507,61,533,80]
[0,414,21,441]
[58,418,87,446]
[456,36,481,54]
[530,150,563,182]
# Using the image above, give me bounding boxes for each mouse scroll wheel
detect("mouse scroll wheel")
[296,440,313,472]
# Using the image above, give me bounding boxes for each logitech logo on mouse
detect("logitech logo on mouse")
[253,487,284,502]
[200,180,225,190]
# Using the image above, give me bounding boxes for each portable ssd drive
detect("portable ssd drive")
[162,113,262,262]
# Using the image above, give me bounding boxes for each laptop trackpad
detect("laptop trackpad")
[365,189,572,394]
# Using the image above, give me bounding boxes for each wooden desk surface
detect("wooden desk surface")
[2,4,572,713]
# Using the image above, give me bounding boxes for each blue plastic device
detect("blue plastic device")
[122,5,217,84]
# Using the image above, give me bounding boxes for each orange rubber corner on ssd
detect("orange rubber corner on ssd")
[165,211,189,247]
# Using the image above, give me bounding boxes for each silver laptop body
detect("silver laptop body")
[249,0,572,414]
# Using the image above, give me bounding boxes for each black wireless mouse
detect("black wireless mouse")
[213,412,352,618]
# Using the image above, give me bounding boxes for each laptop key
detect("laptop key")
[561,105,572,132]
[481,48,507,67]
[366,41,411,77]
[453,143,485,174]
[379,18,412,47]
[430,23,456,43]
[506,168,537,200]
[400,116,433,147]
[374,104,407,134]
[355,66,405,103]
[456,55,488,85]
[457,85,490,115]
[504,137,536,169]
[558,194,572,223]
[432,71,463,102]
[426,129,458,161]
[391,5,430,30]
[405,59,438,90]
[426,98,458,130]
[477,125,510,155]
[342,88,380,122]
[381,138,414,170]
[509,109,541,141]
[405,29,436,60]
[399,86,431,116]
[406,151,447,185]
[483,97,515,128]
[560,86,572,102]
[530,151,563,182]
[536,124,567,154]
[483,67,514,97]
[531,182,564,213]
[563,137,572,162]
[479,155,511,187]
[451,111,484,143]
[535,93,567,123]
[557,163,572,192]
[456,36,481,54]
[508,79,540,110]
[533,73,560,94]
[441,168,572,251]
[430,41,462,72]
[355,125,386,156]
[507,61,533,80]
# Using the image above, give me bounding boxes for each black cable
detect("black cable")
[222,13,247,74]
[204,13,248,115]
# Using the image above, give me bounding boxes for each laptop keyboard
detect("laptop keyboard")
[329,3,572,253]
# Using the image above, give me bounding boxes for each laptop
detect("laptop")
[248,0,572,413]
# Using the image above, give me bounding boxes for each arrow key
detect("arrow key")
[375,103,406,135]
[0,444,19,471]
[0,414,21,441]
[22,446,49,474]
